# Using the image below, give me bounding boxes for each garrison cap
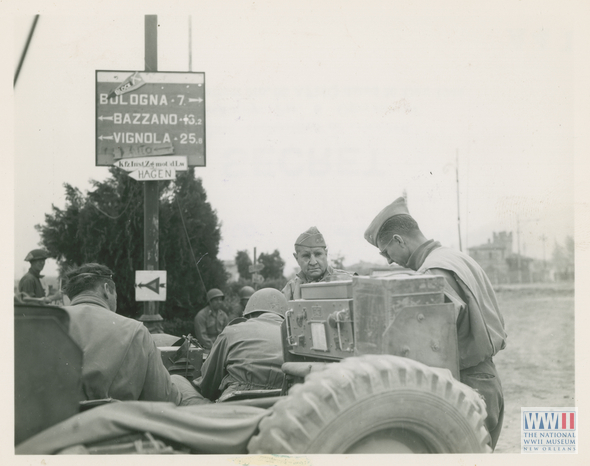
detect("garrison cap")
[364,197,410,247]
[295,226,326,248]
[24,249,50,262]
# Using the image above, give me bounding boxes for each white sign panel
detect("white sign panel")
[114,155,188,172]
[129,168,177,181]
[135,270,167,301]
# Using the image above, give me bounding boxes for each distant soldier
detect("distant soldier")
[364,196,507,450]
[18,249,62,305]
[282,226,354,301]
[194,288,229,350]
[228,286,255,321]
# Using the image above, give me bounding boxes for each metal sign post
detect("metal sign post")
[141,15,163,333]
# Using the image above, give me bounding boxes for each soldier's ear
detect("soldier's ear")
[293,252,298,260]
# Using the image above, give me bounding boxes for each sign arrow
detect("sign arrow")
[98,135,113,140]
[129,168,177,181]
[136,277,166,294]
[188,98,203,103]
[98,115,114,121]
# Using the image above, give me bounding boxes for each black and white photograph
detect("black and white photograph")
[5,0,589,463]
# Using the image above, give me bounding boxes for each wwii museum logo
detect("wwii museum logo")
[521,408,577,454]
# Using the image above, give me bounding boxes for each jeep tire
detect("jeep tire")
[248,355,491,454]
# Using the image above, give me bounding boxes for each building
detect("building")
[468,231,534,284]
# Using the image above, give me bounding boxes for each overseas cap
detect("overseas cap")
[364,197,410,247]
[295,226,326,248]
[24,249,50,262]
[206,288,225,302]
[238,286,255,300]
[244,288,288,318]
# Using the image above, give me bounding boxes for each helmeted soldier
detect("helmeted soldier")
[192,288,288,403]
[228,286,256,321]
[364,196,507,450]
[18,249,62,305]
[194,288,229,350]
[282,226,355,301]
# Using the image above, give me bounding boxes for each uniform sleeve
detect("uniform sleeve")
[425,268,467,321]
[196,332,230,401]
[194,311,213,350]
[135,327,182,405]
[19,275,43,302]
[282,278,299,300]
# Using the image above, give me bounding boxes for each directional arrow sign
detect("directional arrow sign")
[135,270,167,301]
[249,263,264,273]
[115,155,188,172]
[129,168,177,181]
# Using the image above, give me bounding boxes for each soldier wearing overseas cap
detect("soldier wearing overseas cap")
[194,288,230,350]
[364,196,507,450]
[61,263,200,406]
[191,288,288,403]
[282,226,355,301]
[18,249,62,305]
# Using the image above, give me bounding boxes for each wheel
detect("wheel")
[247,355,491,454]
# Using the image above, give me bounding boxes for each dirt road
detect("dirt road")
[491,284,575,453]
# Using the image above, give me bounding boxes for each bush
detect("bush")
[162,317,194,338]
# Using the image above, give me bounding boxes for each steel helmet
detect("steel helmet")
[238,286,255,300]
[206,288,225,302]
[24,249,50,262]
[243,288,288,318]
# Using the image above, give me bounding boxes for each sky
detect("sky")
[8,1,585,281]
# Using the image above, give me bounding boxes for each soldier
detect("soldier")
[228,286,255,321]
[194,288,229,350]
[62,262,199,405]
[282,226,355,300]
[364,197,507,450]
[192,288,287,403]
[18,249,62,305]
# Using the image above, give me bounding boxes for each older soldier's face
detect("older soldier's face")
[294,247,328,280]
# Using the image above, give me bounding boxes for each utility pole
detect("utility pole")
[516,215,522,284]
[456,150,463,252]
[540,234,548,281]
[138,15,163,333]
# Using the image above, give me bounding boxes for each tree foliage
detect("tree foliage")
[257,249,286,280]
[37,168,228,319]
[235,250,253,280]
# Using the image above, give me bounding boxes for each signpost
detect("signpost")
[96,71,206,167]
[114,155,188,171]
[129,169,177,181]
[135,271,167,301]
[249,263,264,286]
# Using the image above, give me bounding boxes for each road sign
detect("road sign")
[135,270,167,301]
[114,155,188,172]
[249,263,264,273]
[96,71,206,167]
[129,168,177,181]
[252,273,264,284]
